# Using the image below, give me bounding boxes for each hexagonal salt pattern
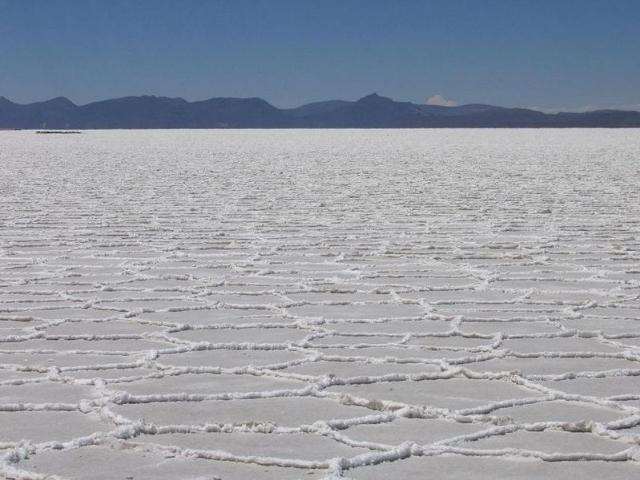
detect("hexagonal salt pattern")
[1,130,639,478]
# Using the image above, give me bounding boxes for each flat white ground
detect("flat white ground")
[1,129,639,479]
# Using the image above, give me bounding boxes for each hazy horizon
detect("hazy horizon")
[3,91,640,115]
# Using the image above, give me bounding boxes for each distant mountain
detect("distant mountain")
[285,100,352,118]
[1,93,639,129]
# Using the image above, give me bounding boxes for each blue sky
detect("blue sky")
[1,0,638,110]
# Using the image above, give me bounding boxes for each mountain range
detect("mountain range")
[1,93,639,129]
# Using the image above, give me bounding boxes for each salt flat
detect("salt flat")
[1,129,639,479]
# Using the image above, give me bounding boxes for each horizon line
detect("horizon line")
[2,93,639,115]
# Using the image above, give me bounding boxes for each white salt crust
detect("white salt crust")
[1,129,640,479]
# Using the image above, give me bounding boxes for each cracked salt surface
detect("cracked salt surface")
[1,129,639,479]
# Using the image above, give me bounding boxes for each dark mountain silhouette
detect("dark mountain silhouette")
[285,100,352,118]
[1,93,639,129]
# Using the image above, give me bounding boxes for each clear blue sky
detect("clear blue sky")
[1,0,638,110]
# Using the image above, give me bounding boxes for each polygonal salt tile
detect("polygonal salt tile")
[0,352,143,369]
[208,294,286,307]
[561,317,640,335]
[44,319,165,336]
[97,299,205,311]
[16,444,326,480]
[401,290,520,304]
[327,378,540,410]
[287,303,424,320]
[317,345,476,361]
[0,300,75,310]
[284,360,441,378]
[435,303,557,318]
[132,430,368,462]
[358,276,462,289]
[172,327,309,344]
[0,338,172,353]
[540,376,640,398]
[140,308,277,326]
[463,356,639,376]
[459,320,560,335]
[491,400,625,424]
[206,284,281,295]
[343,418,484,446]
[113,396,373,427]
[406,335,493,349]
[327,319,453,335]
[0,410,111,444]
[502,337,620,353]
[70,289,180,301]
[122,278,197,290]
[285,292,394,303]
[156,348,307,369]
[309,334,403,346]
[113,373,304,396]
[466,429,628,455]
[495,279,615,291]
[527,291,615,304]
[347,453,640,480]
[65,367,156,381]
[30,308,118,320]
[224,275,297,287]
[0,381,95,404]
